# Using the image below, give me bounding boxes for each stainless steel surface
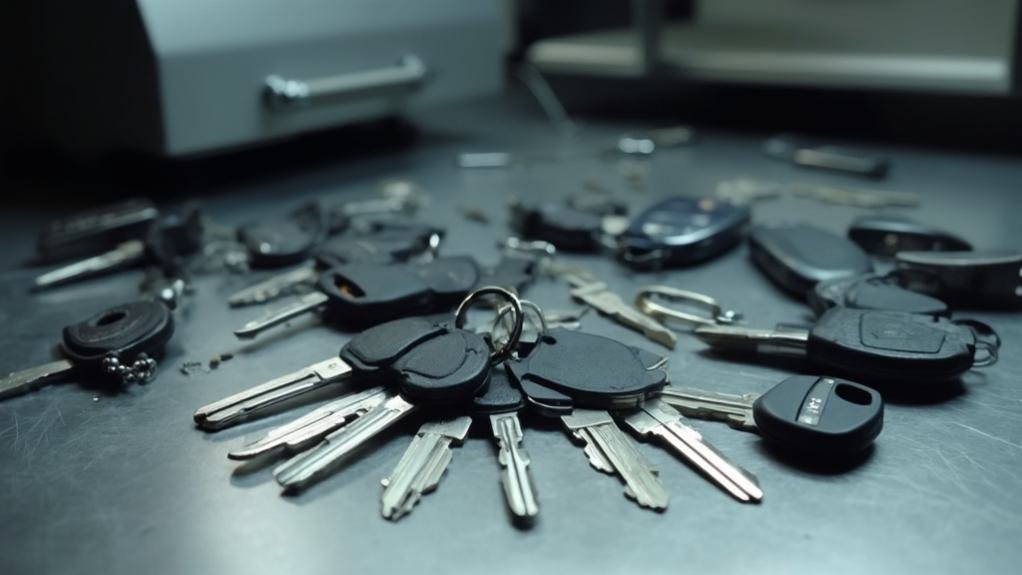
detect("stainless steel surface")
[33,240,146,291]
[233,291,330,338]
[562,409,669,510]
[489,412,540,519]
[193,357,353,430]
[622,399,764,503]
[2,92,1021,574]
[380,416,472,521]
[275,394,417,491]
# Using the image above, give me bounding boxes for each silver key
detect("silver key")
[621,398,763,503]
[227,386,389,460]
[274,393,418,492]
[380,416,472,520]
[193,357,352,431]
[564,275,677,349]
[228,264,319,307]
[562,409,669,510]
[33,239,147,291]
[233,291,330,338]
[490,412,540,519]
[659,386,758,431]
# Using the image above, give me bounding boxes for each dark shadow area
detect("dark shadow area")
[755,441,876,476]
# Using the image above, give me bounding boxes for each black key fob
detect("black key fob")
[753,375,883,454]
[61,301,175,381]
[510,202,604,252]
[808,308,977,383]
[750,224,872,298]
[239,203,327,268]
[388,329,491,401]
[320,257,480,326]
[36,199,159,263]
[848,215,971,256]
[618,197,750,269]
[895,250,1022,308]
[809,274,949,317]
[469,365,525,415]
[507,329,667,411]
[313,224,441,268]
[339,317,448,373]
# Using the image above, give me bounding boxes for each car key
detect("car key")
[509,329,763,505]
[35,198,160,263]
[227,223,443,307]
[848,215,971,257]
[764,134,890,179]
[561,273,677,349]
[660,375,883,454]
[617,196,750,269]
[469,364,540,521]
[237,202,328,269]
[233,256,481,338]
[694,307,997,383]
[509,200,617,252]
[32,206,204,291]
[808,274,950,317]
[0,300,174,400]
[749,224,872,298]
[273,287,521,493]
[895,250,1022,308]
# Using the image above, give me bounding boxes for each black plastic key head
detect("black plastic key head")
[750,224,872,298]
[319,257,480,326]
[388,328,491,401]
[507,329,668,412]
[338,317,448,373]
[848,215,971,257]
[618,196,750,269]
[61,300,174,381]
[510,202,604,252]
[809,274,949,317]
[807,308,977,383]
[313,224,441,268]
[753,375,883,454]
[238,203,327,268]
[469,364,525,415]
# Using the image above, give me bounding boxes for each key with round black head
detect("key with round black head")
[749,223,872,299]
[0,300,174,400]
[694,307,999,384]
[272,287,521,493]
[232,257,480,338]
[508,328,762,507]
[227,223,443,307]
[661,375,883,455]
[809,274,950,317]
[509,201,608,252]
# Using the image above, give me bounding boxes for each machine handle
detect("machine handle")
[263,55,429,110]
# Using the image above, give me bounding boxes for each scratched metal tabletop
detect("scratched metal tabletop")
[1,92,1020,575]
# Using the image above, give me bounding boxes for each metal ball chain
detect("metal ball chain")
[102,353,158,384]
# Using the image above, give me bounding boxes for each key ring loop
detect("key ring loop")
[953,319,1002,368]
[454,286,524,364]
[491,299,550,346]
[634,286,742,330]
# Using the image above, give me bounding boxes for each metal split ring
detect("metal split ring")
[454,286,524,364]
[491,299,550,350]
[634,286,741,330]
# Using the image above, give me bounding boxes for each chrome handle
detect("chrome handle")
[263,54,429,110]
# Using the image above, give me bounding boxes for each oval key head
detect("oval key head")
[808,274,949,317]
[753,375,883,454]
[749,224,872,298]
[61,300,174,381]
[469,364,525,416]
[388,328,492,402]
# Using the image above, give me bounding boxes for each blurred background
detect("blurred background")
[3,0,1020,197]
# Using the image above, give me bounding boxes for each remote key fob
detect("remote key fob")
[809,274,949,317]
[618,197,750,269]
[749,224,872,298]
[848,215,971,256]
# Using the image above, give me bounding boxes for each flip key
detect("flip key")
[662,375,884,454]
[233,257,481,338]
[0,300,174,400]
[809,274,949,317]
[694,307,997,383]
[617,196,750,269]
[895,250,1022,308]
[749,224,872,298]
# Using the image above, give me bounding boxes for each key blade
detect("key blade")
[274,394,416,492]
[32,240,147,291]
[693,325,808,356]
[381,416,471,521]
[570,281,677,349]
[233,291,329,338]
[0,359,76,399]
[193,357,353,430]
[627,400,763,503]
[491,413,540,519]
[228,386,388,460]
[660,387,758,431]
[228,264,318,307]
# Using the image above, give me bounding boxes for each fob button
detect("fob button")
[795,378,834,426]
[860,313,944,353]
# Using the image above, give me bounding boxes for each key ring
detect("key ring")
[634,286,742,330]
[952,319,1002,367]
[491,299,550,352]
[455,286,524,364]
